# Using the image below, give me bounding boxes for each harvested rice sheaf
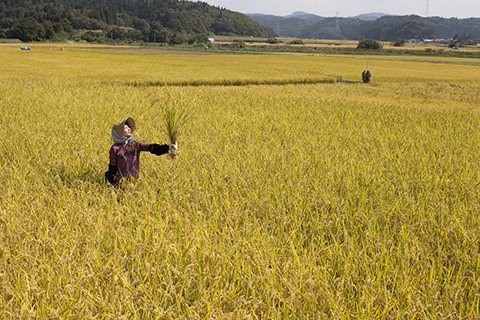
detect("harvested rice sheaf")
[362,69,373,83]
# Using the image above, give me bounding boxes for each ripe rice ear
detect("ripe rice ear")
[152,89,192,160]
[161,107,189,159]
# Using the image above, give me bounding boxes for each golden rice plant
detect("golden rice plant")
[149,88,192,159]
[1,44,480,319]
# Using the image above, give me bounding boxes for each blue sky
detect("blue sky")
[199,0,479,18]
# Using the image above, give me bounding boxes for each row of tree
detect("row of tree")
[0,0,269,43]
[251,14,480,41]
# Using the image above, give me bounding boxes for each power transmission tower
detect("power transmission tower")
[426,0,429,17]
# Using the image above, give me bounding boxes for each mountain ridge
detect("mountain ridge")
[247,12,480,40]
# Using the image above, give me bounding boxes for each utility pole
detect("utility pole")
[335,12,340,34]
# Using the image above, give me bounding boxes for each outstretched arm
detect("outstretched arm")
[149,144,169,156]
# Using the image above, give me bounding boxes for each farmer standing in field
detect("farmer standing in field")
[105,117,176,186]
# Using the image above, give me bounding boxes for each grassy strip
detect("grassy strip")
[123,77,338,87]
[207,43,480,58]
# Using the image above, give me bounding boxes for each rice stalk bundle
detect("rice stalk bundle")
[362,69,373,83]
[151,89,192,159]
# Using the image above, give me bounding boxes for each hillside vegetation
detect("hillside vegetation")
[250,13,480,41]
[0,0,269,43]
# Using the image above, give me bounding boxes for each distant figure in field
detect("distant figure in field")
[362,69,373,83]
[105,117,177,186]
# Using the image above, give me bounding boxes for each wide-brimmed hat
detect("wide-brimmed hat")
[112,117,136,135]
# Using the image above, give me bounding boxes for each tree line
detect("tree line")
[0,0,269,43]
[251,14,480,41]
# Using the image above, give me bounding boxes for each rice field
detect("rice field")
[0,43,479,319]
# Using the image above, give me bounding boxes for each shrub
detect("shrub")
[169,32,186,45]
[230,41,246,49]
[392,38,406,47]
[267,38,281,44]
[357,38,383,50]
[290,39,303,45]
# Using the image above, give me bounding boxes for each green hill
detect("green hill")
[249,13,480,41]
[0,0,268,43]
[247,13,320,38]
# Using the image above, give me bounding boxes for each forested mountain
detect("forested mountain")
[248,13,322,38]
[249,13,480,41]
[0,0,269,42]
[362,15,480,41]
[284,11,323,22]
[353,13,389,21]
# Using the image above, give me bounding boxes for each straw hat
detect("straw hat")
[112,117,136,135]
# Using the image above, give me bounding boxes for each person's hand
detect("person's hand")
[169,142,178,152]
